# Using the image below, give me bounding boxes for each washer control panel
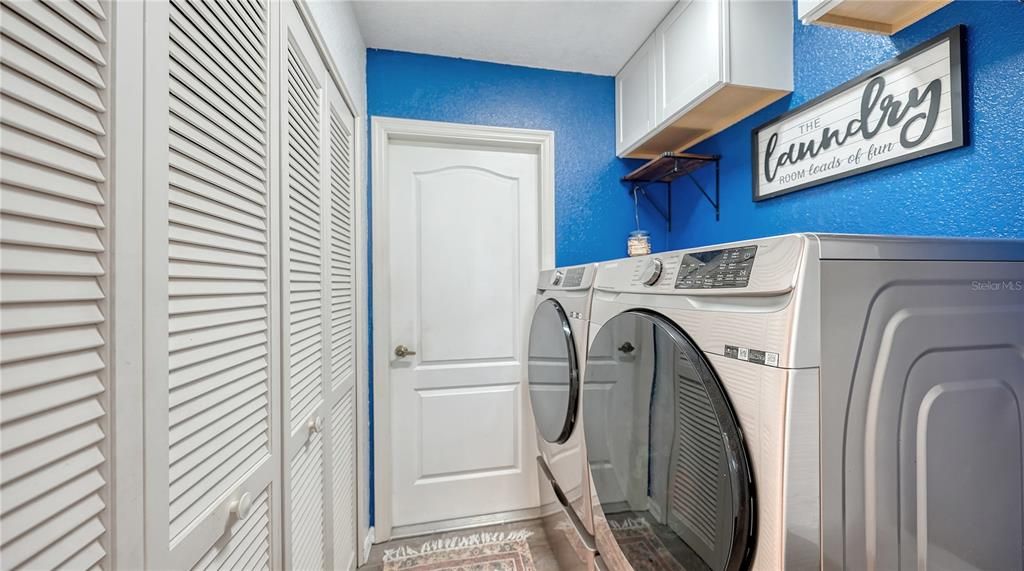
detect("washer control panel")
[674,246,757,289]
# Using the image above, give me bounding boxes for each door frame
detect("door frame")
[370,116,555,541]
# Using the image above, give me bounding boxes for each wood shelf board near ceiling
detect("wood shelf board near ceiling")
[622,84,790,160]
[805,0,952,35]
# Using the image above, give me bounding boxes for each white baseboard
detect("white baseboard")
[362,527,375,564]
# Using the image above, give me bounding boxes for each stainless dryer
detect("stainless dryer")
[527,265,598,569]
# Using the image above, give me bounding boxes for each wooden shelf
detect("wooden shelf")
[623,153,721,226]
[803,0,952,35]
[623,152,719,183]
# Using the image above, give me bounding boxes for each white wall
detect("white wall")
[306,0,367,117]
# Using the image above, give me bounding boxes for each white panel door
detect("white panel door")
[280,2,358,569]
[616,37,656,154]
[143,0,278,568]
[0,0,111,567]
[387,140,541,527]
[655,0,724,124]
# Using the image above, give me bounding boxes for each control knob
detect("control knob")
[639,258,663,286]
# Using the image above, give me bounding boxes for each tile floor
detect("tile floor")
[359,519,560,571]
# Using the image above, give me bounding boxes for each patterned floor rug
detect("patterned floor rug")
[601,517,685,571]
[382,530,537,571]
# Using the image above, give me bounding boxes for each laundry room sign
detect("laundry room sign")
[752,25,966,201]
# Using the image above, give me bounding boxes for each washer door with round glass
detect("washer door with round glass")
[527,299,580,444]
[584,311,755,571]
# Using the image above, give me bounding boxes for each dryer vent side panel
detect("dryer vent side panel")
[819,259,1024,571]
[0,1,111,568]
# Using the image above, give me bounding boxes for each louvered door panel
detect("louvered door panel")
[328,107,354,394]
[326,86,358,570]
[191,488,272,571]
[331,388,357,569]
[145,0,277,567]
[290,430,326,571]
[286,38,324,435]
[282,4,328,567]
[0,1,110,568]
[668,356,727,566]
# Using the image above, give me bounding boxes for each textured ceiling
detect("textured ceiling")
[351,0,675,76]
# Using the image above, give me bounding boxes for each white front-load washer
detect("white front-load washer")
[527,265,598,570]
[583,234,1024,571]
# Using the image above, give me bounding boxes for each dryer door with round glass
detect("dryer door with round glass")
[584,311,755,571]
[527,299,580,444]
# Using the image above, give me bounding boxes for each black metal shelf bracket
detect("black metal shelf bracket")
[630,182,671,229]
[623,153,721,231]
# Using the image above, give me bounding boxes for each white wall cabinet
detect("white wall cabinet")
[0,1,361,569]
[615,38,656,154]
[655,0,723,125]
[616,0,793,158]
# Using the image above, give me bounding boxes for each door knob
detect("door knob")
[394,344,416,358]
[618,341,635,354]
[230,492,253,520]
[308,415,323,434]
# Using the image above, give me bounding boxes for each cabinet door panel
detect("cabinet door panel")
[616,38,656,154]
[656,0,724,123]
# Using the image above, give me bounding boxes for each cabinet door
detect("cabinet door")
[615,37,656,155]
[656,0,725,124]
[0,0,111,567]
[143,0,278,567]
[797,0,830,21]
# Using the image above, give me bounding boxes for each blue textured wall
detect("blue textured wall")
[666,0,1024,249]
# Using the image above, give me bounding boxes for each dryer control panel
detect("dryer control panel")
[674,246,757,289]
[560,266,586,288]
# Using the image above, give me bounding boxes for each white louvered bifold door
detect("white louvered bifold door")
[280,2,358,568]
[280,3,327,568]
[142,0,279,568]
[0,0,111,568]
[324,63,358,571]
